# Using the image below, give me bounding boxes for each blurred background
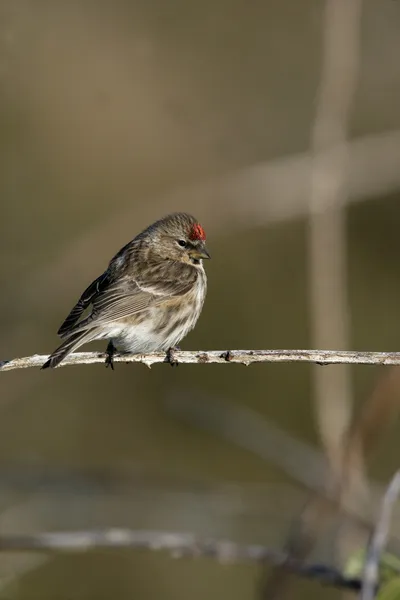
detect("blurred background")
[1,0,400,598]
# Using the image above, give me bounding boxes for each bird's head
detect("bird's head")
[146,213,211,266]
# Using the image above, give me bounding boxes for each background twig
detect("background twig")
[362,470,400,600]
[0,528,361,591]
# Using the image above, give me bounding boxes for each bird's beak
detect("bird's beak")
[190,242,211,260]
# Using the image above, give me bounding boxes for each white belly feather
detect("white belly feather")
[100,270,206,353]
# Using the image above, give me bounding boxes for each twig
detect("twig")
[0,528,360,590]
[2,350,400,372]
[361,470,400,600]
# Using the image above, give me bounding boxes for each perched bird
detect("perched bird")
[42,213,210,370]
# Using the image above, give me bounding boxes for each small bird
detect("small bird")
[42,213,210,370]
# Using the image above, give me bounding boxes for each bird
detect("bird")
[42,212,210,370]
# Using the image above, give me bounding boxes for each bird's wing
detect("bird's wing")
[58,272,109,337]
[65,273,196,334]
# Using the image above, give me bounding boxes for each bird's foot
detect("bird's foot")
[166,346,180,367]
[105,341,116,370]
[220,350,233,362]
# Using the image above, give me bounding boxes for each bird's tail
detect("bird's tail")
[42,330,96,369]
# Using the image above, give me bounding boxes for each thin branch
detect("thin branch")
[2,350,400,372]
[361,470,400,600]
[0,528,361,590]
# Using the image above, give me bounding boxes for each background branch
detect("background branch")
[362,470,400,600]
[0,528,361,591]
[2,350,400,371]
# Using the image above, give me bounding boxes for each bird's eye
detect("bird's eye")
[177,239,187,247]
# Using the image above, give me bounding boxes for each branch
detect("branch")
[2,349,400,372]
[0,528,361,591]
[361,470,400,600]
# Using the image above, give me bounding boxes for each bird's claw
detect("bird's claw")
[105,356,114,370]
[166,346,180,367]
[105,341,115,370]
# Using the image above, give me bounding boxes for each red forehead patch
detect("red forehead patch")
[189,223,206,241]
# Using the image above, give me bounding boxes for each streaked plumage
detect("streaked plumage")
[42,213,210,369]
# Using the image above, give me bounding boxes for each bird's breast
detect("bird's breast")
[110,272,206,353]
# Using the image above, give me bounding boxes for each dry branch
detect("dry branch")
[2,349,400,372]
[0,528,361,591]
